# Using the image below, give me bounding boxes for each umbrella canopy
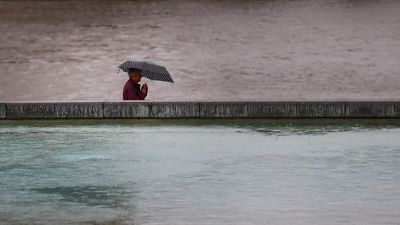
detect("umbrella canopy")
[118,60,174,83]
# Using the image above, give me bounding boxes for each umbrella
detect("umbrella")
[118,60,174,83]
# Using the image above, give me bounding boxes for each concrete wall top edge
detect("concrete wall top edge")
[0,99,400,104]
[2,101,400,104]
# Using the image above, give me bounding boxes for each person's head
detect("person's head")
[128,68,142,82]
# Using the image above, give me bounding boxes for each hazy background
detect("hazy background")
[0,0,399,101]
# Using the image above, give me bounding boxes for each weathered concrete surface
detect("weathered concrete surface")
[346,101,395,118]
[200,102,248,117]
[55,102,103,118]
[297,101,347,118]
[103,102,150,118]
[6,103,56,119]
[394,102,400,117]
[248,102,297,117]
[2,101,400,119]
[0,103,5,119]
[149,102,199,118]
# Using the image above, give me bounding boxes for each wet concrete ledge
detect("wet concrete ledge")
[1,101,400,119]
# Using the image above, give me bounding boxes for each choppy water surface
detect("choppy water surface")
[0,119,400,225]
[1,0,400,101]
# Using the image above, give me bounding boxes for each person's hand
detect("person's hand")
[141,83,148,94]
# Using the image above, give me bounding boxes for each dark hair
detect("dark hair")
[127,68,142,76]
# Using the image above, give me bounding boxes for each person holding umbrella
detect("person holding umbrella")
[123,68,148,100]
[119,60,174,100]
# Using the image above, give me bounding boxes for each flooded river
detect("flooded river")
[1,120,400,225]
[0,0,400,101]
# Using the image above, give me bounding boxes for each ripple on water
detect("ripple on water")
[30,185,131,209]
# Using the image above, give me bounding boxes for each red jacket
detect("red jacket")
[123,80,147,100]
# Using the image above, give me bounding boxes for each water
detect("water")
[1,0,400,101]
[1,119,400,225]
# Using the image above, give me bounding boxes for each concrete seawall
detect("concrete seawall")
[1,101,400,119]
